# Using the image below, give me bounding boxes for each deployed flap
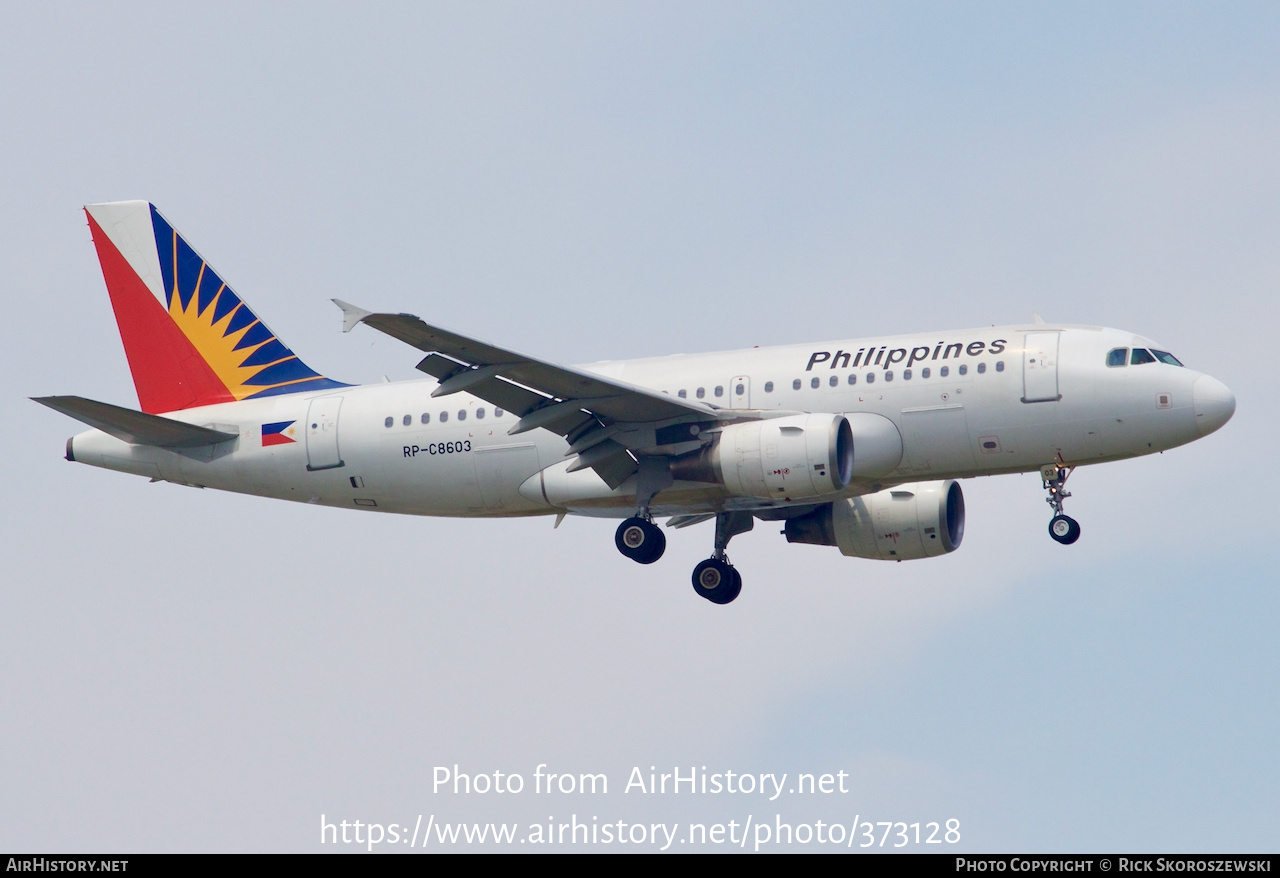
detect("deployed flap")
[33,396,238,448]
[334,301,713,425]
[666,513,716,529]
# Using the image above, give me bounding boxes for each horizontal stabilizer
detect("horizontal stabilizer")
[32,396,238,448]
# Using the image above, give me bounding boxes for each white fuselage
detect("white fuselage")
[67,324,1230,519]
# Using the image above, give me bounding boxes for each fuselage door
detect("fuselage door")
[730,376,751,409]
[1022,332,1061,403]
[305,395,345,471]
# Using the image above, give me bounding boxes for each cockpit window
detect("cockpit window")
[1107,348,1128,367]
[1130,348,1156,365]
[1151,349,1183,366]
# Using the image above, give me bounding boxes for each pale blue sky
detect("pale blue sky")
[2,2,1276,851]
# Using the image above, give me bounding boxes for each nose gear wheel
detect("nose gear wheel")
[1048,514,1081,544]
[1041,465,1082,545]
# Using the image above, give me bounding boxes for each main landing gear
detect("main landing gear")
[615,458,671,565]
[690,511,753,605]
[615,517,666,564]
[611,459,752,604]
[693,558,741,605]
[1041,464,1081,545]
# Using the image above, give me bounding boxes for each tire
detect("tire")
[1048,514,1081,545]
[692,558,741,604]
[616,517,666,564]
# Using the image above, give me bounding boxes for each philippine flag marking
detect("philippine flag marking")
[262,420,298,446]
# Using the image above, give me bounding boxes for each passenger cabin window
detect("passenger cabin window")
[458,410,467,421]
[884,371,894,381]
[940,366,949,377]
[828,376,838,387]
[697,388,705,399]
[847,374,857,385]
[403,414,412,426]
[903,369,912,380]
[715,386,724,397]
[792,379,801,390]
[810,377,820,389]
[995,361,1004,372]
[384,416,393,428]
[1131,348,1156,365]
[958,364,968,375]
[439,411,448,423]
[764,382,774,393]
[476,408,485,419]
[420,413,430,424]
[977,362,986,374]
[1107,348,1129,367]
[865,372,875,384]
[678,389,687,398]
[922,367,931,378]
[495,408,504,417]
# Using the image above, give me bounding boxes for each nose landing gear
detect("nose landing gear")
[1042,464,1081,545]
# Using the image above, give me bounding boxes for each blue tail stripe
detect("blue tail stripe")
[211,286,242,326]
[242,358,323,387]
[239,338,292,368]
[175,234,203,313]
[195,266,224,317]
[150,207,178,308]
[226,301,256,334]
[233,322,274,351]
[246,377,349,400]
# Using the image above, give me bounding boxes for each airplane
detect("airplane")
[34,201,1236,605]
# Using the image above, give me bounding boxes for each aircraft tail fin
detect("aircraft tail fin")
[84,201,346,414]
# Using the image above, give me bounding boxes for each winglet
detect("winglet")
[333,299,373,333]
[1033,311,1046,325]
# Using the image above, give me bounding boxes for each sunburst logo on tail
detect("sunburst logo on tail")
[151,207,346,401]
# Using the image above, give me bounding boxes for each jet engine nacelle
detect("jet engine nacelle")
[672,413,854,500]
[783,479,965,560]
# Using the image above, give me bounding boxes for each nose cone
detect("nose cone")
[1193,375,1236,436]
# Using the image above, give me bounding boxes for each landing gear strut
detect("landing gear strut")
[616,458,672,565]
[1041,464,1081,545]
[691,511,752,604]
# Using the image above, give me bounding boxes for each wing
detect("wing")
[334,300,727,488]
